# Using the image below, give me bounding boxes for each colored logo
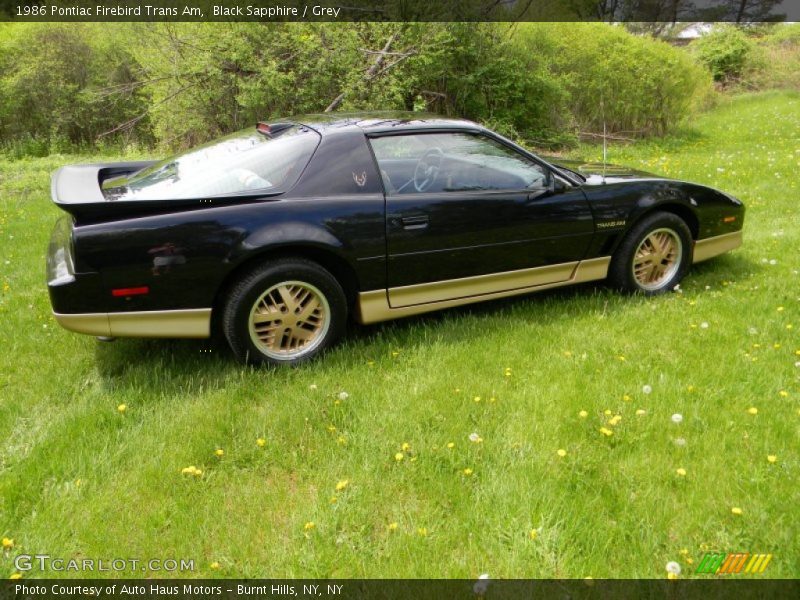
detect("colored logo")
[695,552,773,575]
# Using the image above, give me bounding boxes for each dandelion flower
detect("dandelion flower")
[687,385,695,392]
[394,452,404,462]
[9,573,22,580]
[642,384,653,394]
[468,432,483,443]
[256,438,266,447]
[309,384,318,391]
[387,522,398,531]
[303,521,315,531]
[767,455,777,463]
[329,496,337,504]
[636,409,646,416]
[623,394,632,402]
[604,409,612,416]
[676,468,687,477]
[731,507,743,516]
[117,403,127,413]
[473,396,481,403]
[747,407,758,415]
[608,415,622,426]
[473,574,490,596]
[579,410,588,418]
[667,572,679,580]
[529,529,538,540]
[557,449,567,458]
[2,538,13,549]
[401,442,411,451]
[599,427,614,437]
[779,390,789,397]
[335,479,349,492]
[446,442,455,449]
[679,548,689,557]
[671,413,683,424]
[210,561,220,570]
[463,468,473,476]
[417,527,428,537]
[215,449,224,457]
[666,561,681,575]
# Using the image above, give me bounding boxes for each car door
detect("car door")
[369,131,595,308]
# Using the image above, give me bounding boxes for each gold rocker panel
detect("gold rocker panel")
[692,230,743,263]
[357,257,611,325]
[54,308,211,338]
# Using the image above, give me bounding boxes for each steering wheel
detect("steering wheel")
[413,148,444,192]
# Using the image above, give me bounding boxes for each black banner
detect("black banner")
[2,579,800,600]
[1,0,798,22]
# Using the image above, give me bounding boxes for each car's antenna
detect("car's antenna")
[601,94,607,184]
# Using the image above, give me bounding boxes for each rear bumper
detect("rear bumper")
[692,230,743,263]
[53,309,212,338]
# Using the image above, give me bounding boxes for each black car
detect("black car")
[46,112,744,365]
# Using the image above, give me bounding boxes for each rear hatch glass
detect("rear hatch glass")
[102,124,319,200]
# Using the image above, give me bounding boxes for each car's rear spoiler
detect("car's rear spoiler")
[51,161,285,223]
[50,161,158,222]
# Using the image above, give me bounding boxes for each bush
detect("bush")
[692,26,755,83]
[512,23,712,138]
[0,23,151,154]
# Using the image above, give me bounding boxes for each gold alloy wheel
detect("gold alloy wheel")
[631,227,683,291]
[247,281,330,360]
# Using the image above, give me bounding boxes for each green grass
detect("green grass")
[0,91,798,579]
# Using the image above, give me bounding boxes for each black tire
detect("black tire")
[608,212,692,295]
[222,258,347,365]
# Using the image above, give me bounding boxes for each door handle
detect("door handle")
[400,215,429,230]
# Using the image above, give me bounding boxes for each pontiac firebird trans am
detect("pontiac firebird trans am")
[46,113,744,365]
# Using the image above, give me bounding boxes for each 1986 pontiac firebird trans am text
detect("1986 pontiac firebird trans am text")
[46,112,744,365]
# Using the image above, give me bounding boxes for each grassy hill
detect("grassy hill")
[0,91,797,578]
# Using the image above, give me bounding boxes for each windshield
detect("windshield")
[102,124,320,200]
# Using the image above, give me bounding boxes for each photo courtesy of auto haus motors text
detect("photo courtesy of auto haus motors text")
[0,0,798,598]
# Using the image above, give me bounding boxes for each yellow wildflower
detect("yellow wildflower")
[747,407,758,415]
[256,438,266,447]
[2,538,13,549]
[9,573,22,580]
[387,522,398,532]
[394,452,404,462]
[599,427,614,437]
[446,442,455,449]
[463,468,473,476]
[215,449,224,457]
[557,449,567,458]
[636,409,646,416]
[303,521,315,531]
[209,561,220,570]
[676,468,687,477]
[117,404,127,413]
[579,410,588,418]
[529,529,538,540]
[335,479,349,492]
[767,455,777,463]
[731,507,743,516]
[779,390,789,397]
[608,415,622,426]
[417,527,428,537]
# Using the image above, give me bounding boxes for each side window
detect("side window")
[370,132,548,194]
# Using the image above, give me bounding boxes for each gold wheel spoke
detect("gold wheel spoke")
[632,228,681,289]
[249,281,329,358]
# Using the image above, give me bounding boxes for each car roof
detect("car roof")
[291,111,483,134]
